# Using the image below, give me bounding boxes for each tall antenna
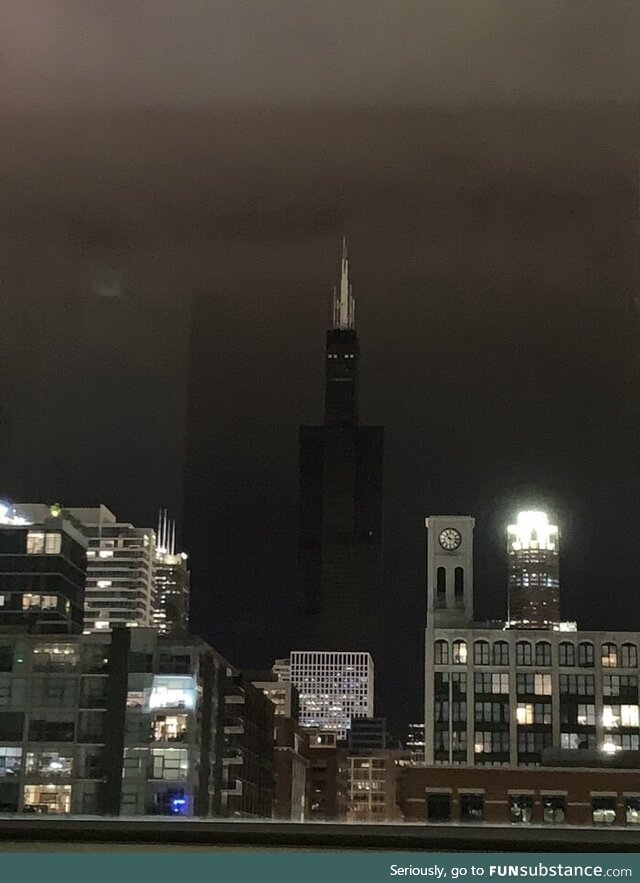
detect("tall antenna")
[332,237,355,330]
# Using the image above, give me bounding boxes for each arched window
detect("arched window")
[452,640,467,665]
[601,643,618,668]
[578,642,594,668]
[454,567,464,596]
[621,643,638,669]
[474,640,490,665]
[516,641,533,666]
[535,641,552,666]
[493,641,509,666]
[559,642,575,667]
[434,640,449,665]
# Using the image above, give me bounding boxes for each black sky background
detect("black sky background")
[2,2,640,734]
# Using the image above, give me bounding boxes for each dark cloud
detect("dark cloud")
[1,1,640,109]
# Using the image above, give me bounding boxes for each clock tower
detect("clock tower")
[426,515,475,629]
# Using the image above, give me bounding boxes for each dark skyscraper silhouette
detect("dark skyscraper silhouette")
[298,241,384,654]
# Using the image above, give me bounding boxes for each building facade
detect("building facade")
[347,750,404,822]
[425,514,640,767]
[400,760,640,827]
[0,628,272,817]
[17,504,156,634]
[0,507,87,634]
[290,651,374,739]
[298,241,384,655]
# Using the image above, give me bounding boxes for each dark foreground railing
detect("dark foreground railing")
[0,817,638,851]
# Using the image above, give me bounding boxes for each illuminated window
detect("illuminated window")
[44,533,62,555]
[601,643,618,668]
[23,784,71,814]
[0,596,5,607]
[25,751,73,777]
[451,641,467,665]
[98,549,114,559]
[26,532,45,554]
[517,703,534,725]
[0,746,22,777]
[577,704,596,726]
[150,748,188,781]
[626,798,640,825]
[592,796,616,825]
[535,674,552,696]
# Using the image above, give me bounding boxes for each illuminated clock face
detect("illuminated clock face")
[439,528,462,551]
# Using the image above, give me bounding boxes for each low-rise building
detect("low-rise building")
[347,750,404,822]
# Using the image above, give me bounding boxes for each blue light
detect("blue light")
[170,796,187,815]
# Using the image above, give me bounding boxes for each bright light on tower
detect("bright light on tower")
[508,510,558,552]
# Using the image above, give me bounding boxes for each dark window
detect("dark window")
[621,644,638,669]
[493,641,509,666]
[454,568,464,606]
[460,793,483,822]
[0,712,24,741]
[434,640,449,665]
[510,794,533,824]
[426,792,451,823]
[516,642,532,666]
[28,719,74,741]
[474,641,490,666]
[559,642,575,667]
[535,642,552,666]
[543,795,565,824]
[0,648,13,673]
[578,643,594,668]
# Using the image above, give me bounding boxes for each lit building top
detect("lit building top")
[508,510,558,552]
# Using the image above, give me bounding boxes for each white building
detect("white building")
[424,514,640,767]
[290,651,374,739]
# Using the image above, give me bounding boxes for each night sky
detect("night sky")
[2,2,640,735]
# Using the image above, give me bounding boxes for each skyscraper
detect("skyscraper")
[298,240,384,652]
[153,509,190,635]
[290,650,374,739]
[507,510,561,629]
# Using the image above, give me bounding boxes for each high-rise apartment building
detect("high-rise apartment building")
[0,628,274,817]
[290,650,374,739]
[17,504,156,634]
[508,510,561,628]
[152,510,190,635]
[424,513,640,767]
[298,241,384,654]
[0,503,87,634]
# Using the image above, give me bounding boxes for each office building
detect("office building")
[424,513,640,767]
[0,503,87,634]
[0,628,273,817]
[347,750,403,822]
[153,510,190,635]
[508,510,561,628]
[298,241,384,655]
[290,651,374,739]
[348,717,388,751]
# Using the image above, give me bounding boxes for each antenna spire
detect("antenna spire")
[333,237,355,330]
